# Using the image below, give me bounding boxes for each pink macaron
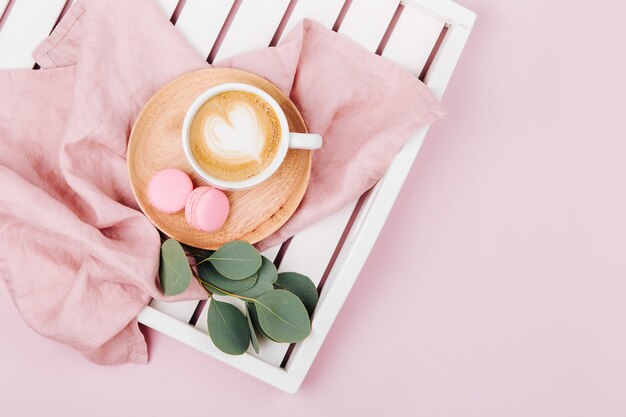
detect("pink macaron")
[147,168,194,213]
[185,186,230,232]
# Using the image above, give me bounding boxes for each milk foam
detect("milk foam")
[188,90,281,182]
[203,103,266,163]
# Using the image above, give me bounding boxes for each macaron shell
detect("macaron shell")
[185,187,230,232]
[147,168,193,213]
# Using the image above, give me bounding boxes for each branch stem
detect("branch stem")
[192,269,255,302]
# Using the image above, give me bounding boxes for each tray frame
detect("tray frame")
[0,0,476,394]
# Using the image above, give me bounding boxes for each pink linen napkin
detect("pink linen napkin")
[0,0,444,364]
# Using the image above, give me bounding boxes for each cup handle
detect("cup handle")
[288,133,323,150]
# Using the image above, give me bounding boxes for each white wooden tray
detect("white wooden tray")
[0,0,475,393]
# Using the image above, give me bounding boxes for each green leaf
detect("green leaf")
[181,244,214,259]
[207,299,250,355]
[274,272,319,315]
[201,281,222,296]
[159,239,193,295]
[238,256,277,298]
[197,262,257,295]
[208,241,262,280]
[255,290,311,343]
[247,302,279,342]
[246,304,260,354]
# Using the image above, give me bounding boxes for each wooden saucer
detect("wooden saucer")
[127,69,311,249]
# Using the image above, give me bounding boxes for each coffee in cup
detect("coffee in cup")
[183,83,322,191]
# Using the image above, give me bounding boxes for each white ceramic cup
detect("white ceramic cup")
[182,82,322,190]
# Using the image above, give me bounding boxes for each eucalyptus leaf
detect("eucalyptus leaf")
[247,303,279,342]
[274,272,319,315]
[246,304,260,353]
[189,251,213,264]
[159,239,193,295]
[197,271,228,296]
[198,262,257,295]
[238,256,277,298]
[207,299,250,355]
[209,241,262,280]
[201,281,224,296]
[181,244,214,259]
[255,290,311,343]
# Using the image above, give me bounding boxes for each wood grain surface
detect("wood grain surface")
[128,68,311,249]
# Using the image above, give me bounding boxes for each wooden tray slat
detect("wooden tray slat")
[338,0,399,52]
[281,0,345,36]
[213,0,290,61]
[382,3,445,76]
[278,201,356,283]
[0,0,67,69]
[154,0,179,19]
[148,299,200,323]
[174,0,235,58]
[0,0,10,19]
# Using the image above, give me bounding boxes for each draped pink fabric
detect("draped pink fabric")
[0,0,444,364]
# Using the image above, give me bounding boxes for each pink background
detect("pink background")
[2,0,626,415]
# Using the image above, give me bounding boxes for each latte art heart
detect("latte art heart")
[189,90,282,182]
[203,103,266,163]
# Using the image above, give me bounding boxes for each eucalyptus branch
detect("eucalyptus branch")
[191,269,213,298]
[159,239,317,355]
[195,271,256,302]
[195,257,212,266]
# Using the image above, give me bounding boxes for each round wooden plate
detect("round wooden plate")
[128,69,311,249]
